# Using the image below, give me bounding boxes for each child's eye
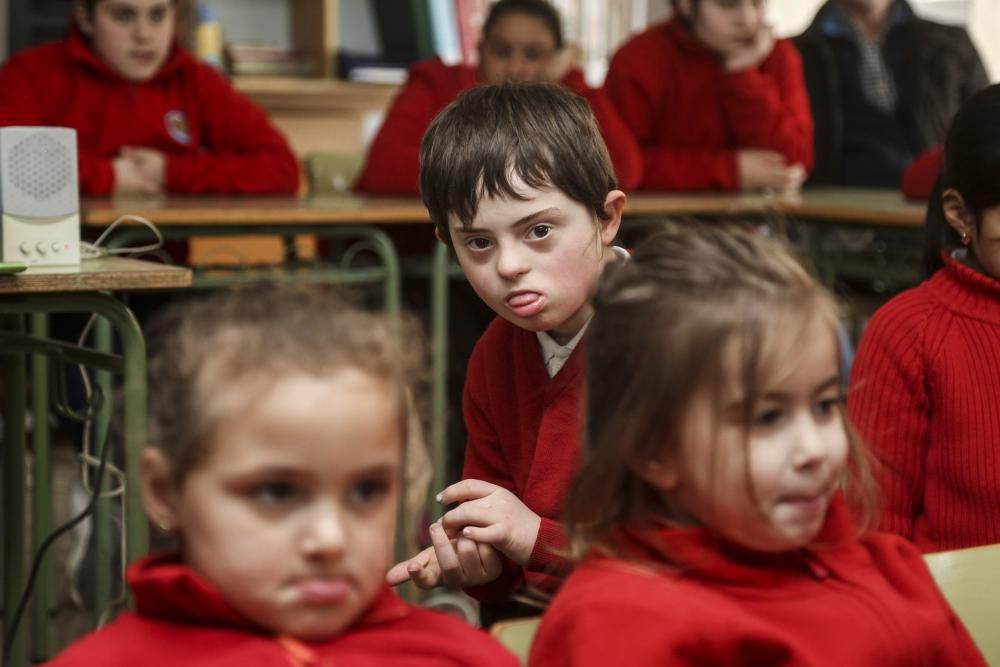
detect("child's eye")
[149,7,169,23]
[465,237,493,251]
[814,396,842,419]
[349,479,388,505]
[111,9,137,23]
[752,408,783,428]
[250,482,300,506]
[528,224,552,240]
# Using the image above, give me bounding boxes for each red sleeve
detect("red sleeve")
[353,60,449,195]
[604,35,740,191]
[901,146,944,201]
[721,39,814,171]
[164,65,299,194]
[848,298,931,539]
[560,69,642,191]
[460,346,529,601]
[0,51,116,195]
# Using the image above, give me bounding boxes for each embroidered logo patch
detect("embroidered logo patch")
[164,110,192,145]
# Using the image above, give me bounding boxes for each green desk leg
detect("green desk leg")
[30,313,53,661]
[429,242,450,520]
[94,318,114,625]
[2,313,27,667]
[10,294,148,617]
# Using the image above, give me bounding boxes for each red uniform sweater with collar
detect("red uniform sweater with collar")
[848,254,1000,551]
[604,18,814,191]
[352,57,642,195]
[529,494,985,666]
[46,554,517,667]
[460,316,584,601]
[0,27,299,195]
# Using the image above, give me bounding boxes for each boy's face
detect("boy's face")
[677,0,766,57]
[449,179,623,344]
[154,370,402,641]
[76,0,176,82]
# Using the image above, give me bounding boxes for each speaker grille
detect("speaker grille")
[9,132,74,202]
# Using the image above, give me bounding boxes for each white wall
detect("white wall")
[969,1,1000,81]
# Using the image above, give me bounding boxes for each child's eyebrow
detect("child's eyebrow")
[762,376,841,401]
[456,207,562,234]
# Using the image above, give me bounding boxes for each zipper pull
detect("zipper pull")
[802,551,830,580]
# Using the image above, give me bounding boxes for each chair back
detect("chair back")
[490,616,541,665]
[304,152,364,195]
[924,543,1000,664]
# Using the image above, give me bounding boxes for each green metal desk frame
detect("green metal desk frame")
[2,293,147,667]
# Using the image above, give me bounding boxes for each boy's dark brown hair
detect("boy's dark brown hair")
[565,223,876,561]
[420,81,617,246]
[145,284,423,485]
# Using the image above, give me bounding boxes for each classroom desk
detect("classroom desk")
[81,189,926,525]
[1,257,191,667]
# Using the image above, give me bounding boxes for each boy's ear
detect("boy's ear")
[636,456,680,493]
[141,447,181,533]
[434,226,445,245]
[599,189,626,245]
[74,1,95,37]
[942,188,975,243]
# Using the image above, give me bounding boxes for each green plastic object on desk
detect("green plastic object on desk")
[0,262,27,274]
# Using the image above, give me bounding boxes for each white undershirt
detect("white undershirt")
[535,245,629,378]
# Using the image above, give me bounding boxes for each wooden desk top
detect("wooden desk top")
[82,188,926,229]
[0,257,192,295]
[82,195,430,227]
[626,188,925,227]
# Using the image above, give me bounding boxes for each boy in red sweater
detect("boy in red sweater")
[0,0,299,196]
[386,82,626,622]
[46,286,516,667]
[353,0,641,195]
[605,0,813,191]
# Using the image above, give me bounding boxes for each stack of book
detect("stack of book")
[224,42,320,78]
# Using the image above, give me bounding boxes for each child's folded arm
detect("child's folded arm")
[720,41,814,172]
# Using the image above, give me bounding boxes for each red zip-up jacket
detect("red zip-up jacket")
[530,494,986,666]
[46,554,518,666]
[605,18,814,191]
[353,57,642,195]
[0,26,299,195]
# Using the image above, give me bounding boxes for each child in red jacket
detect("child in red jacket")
[353,0,641,195]
[386,81,627,623]
[849,84,1000,552]
[529,225,985,666]
[605,0,813,191]
[45,286,517,667]
[0,0,299,196]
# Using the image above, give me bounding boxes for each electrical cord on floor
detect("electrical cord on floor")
[3,423,113,665]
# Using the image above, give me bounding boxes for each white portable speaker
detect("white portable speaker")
[0,126,80,266]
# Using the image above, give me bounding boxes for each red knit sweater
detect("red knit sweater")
[46,554,517,666]
[352,57,642,195]
[901,145,944,201]
[460,317,584,601]
[529,495,985,666]
[0,27,299,195]
[604,18,814,191]
[849,254,1000,551]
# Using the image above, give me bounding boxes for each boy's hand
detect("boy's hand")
[121,146,167,192]
[386,523,503,589]
[542,44,581,83]
[724,25,775,72]
[112,156,160,195]
[438,479,541,566]
[737,149,805,192]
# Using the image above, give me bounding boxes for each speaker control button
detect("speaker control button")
[51,243,61,253]
[19,242,31,255]
[35,242,48,255]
